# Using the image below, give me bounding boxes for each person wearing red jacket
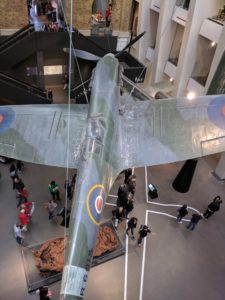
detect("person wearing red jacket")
[19,209,29,232]
[21,201,35,217]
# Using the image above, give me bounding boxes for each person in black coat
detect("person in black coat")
[203,196,222,219]
[124,194,134,219]
[124,168,132,184]
[126,217,138,239]
[177,204,188,223]
[112,207,124,230]
[186,213,203,231]
[117,184,128,208]
[138,225,151,246]
[36,286,51,300]
[127,174,136,195]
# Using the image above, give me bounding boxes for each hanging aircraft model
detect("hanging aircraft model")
[0,51,225,299]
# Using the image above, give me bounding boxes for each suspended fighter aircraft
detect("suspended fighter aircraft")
[0,52,225,299]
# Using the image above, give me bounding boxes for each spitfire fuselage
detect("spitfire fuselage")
[60,54,120,299]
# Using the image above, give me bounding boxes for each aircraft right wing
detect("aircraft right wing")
[116,94,225,172]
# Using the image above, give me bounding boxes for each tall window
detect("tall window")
[191,36,217,86]
[168,24,184,66]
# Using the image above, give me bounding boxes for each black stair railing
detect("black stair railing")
[0,72,46,98]
[0,24,35,53]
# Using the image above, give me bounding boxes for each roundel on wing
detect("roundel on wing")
[207,96,225,130]
[0,107,15,134]
[86,185,105,225]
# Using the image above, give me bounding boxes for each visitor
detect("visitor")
[46,199,57,220]
[126,217,138,240]
[48,180,60,200]
[13,224,24,245]
[177,204,188,223]
[203,196,222,219]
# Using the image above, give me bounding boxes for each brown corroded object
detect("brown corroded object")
[33,225,118,273]
[93,225,118,257]
[33,237,67,273]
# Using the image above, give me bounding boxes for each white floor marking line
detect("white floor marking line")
[105,202,116,206]
[124,218,129,300]
[146,209,191,222]
[108,194,117,198]
[145,166,148,203]
[123,167,134,299]
[139,210,148,300]
[147,201,200,214]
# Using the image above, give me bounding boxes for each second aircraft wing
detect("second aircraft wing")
[117,94,225,171]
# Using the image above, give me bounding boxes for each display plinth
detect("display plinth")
[22,221,125,292]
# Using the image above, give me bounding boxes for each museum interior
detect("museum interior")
[0,0,225,299]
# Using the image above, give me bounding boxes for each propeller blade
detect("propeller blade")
[115,31,146,58]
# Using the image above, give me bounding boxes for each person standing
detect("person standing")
[21,201,35,218]
[36,286,52,300]
[47,89,53,102]
[13,224,24,245]
[14,177,25,191]
[138,225,152,246]
[16,160,24,173]
[117,184,128,208]
[16,187,29,207]
[48,180,60,200]
[9,164,18,189]
[124,168,132,184]
[177,204,188,223]
[112,207,124,230]
[203,196,222,219]
[127,174,136,195]
[124,193,134,219]
[63,74,69,90]
[126,217,138,240]
[46,199,57,220]
[64,179,72,200]
[186,213,203,231]
[19,209,29,232]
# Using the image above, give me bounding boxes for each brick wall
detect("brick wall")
[0,0,28,29]
[66,0,132,32]
[0,0,131,33]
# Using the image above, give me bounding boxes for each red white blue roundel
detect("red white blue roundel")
[207,96,225,130]
[0,107,15,134]
[86,184,105,225]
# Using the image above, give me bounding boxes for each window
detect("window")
[191,37,217,86]
[168,24,184,66]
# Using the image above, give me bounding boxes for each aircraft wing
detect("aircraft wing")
[0,104,88,168]
[117,94,225,171]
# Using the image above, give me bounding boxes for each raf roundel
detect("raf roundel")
[207,96,225,130]
[0,107,15,134]
[86,184,105,226]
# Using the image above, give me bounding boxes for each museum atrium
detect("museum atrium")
[0,0,225,299]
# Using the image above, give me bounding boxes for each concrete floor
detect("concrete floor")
[0,153,225,300]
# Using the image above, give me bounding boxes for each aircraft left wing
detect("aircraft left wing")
[116,94,225,171]
[0,104,88,168]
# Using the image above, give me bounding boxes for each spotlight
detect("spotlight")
[169,77,174,82]
[187,92,195,100]
[211,41,216,47]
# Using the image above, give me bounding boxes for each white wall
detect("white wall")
[174,0,225,97]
